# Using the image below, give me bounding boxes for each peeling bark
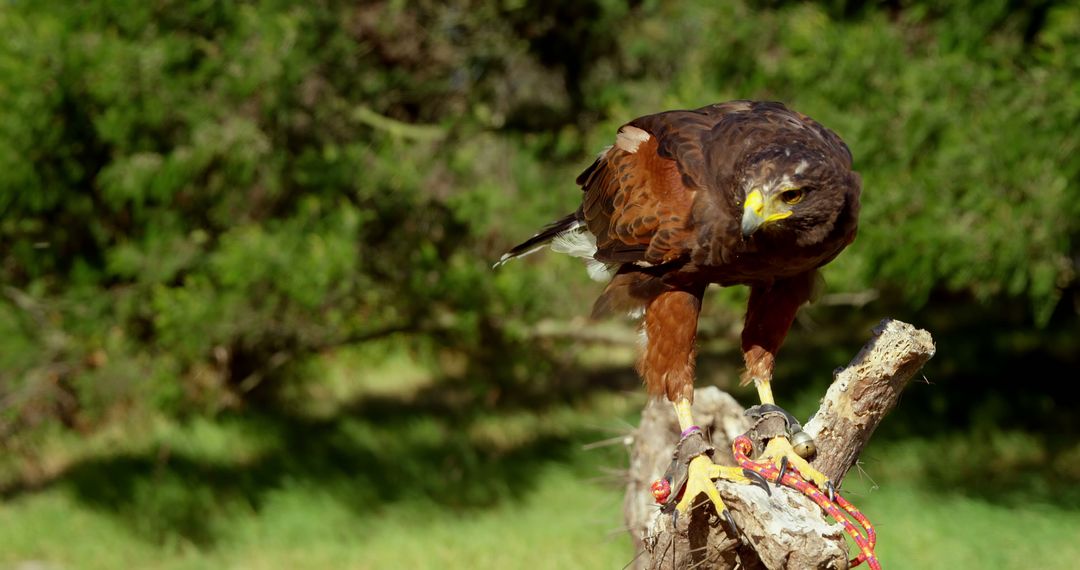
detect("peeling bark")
[624,319,936,569]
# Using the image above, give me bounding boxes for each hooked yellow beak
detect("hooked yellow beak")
[741,189,792,237]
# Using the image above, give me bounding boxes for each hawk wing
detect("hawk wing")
[576,128,690,265]
[576,101,759,267]
[570,101,856,316]
[577,100,855,268]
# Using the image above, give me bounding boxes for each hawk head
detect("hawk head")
[738,142,859,248]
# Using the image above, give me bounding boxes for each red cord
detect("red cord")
[732,435,882,569]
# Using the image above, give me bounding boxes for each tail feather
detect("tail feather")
[494,213,579,268]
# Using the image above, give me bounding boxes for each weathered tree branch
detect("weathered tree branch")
[624,319,936,569]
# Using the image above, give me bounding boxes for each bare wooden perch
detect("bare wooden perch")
[624,319,936,569]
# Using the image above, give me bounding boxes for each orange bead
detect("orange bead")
[650,479,671,503]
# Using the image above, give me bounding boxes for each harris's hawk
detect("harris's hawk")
[497,100,861,523]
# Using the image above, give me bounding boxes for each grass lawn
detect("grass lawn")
[0,465,630,570]
[3,418,1079,569]
[2,350,1078,569]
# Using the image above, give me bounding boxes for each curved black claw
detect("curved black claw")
[776,456,789,483]
[825,480,836,503]
[722,509,739,535]
[742,468,772,496]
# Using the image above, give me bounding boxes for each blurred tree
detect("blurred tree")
[0,0,1076,443]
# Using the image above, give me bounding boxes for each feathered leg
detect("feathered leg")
[641,289,767,528]
[741,273,835,496]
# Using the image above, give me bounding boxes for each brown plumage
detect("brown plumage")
[499,100,861,404]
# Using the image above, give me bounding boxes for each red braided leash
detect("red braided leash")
[732,435,882,569]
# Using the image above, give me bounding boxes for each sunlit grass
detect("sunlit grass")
[3,347,1079,569]
[855,486,1080,569]
[3,441,1080,569]
[0,412,633,570]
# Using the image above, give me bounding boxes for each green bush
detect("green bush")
[0,1,1076,441]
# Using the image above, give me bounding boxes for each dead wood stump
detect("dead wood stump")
[624,319,936,569]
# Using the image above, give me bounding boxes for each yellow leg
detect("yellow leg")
[674,398,695,432]
[670,399,768,517]
[755,377,776,405]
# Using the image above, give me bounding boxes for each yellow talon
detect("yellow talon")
[748,379,835,496]
[675,455,744,514]
[670,398,770,526]
[759,436,831,490]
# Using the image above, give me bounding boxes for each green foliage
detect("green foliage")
[0,1,586,432]
[0,0,1077,447]
[1,3,1077,567]
[618,0,1080,319]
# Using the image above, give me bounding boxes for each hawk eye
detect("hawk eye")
[780,188,805,205]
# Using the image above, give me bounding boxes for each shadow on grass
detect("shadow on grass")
[3,292,1078,546]
[0,365,642,547]
[781,293,1080,510]
[47,423,581,545]
[914,437,1080,510]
